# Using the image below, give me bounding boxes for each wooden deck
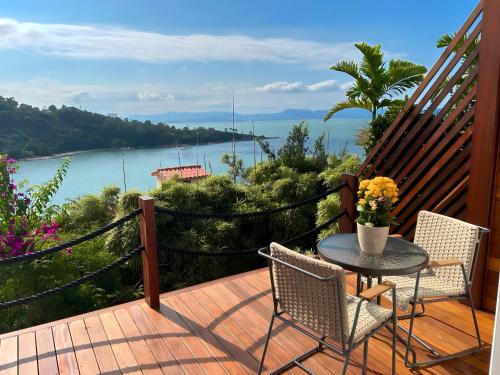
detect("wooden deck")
[0,268,494,374]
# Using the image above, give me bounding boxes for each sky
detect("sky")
[0,0,478,116]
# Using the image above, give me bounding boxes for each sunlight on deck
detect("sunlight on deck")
[0,269,493,374]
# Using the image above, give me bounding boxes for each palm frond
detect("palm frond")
[355,42,385,82]
[330,61,361,80]
[436,33,456,49]
[323,98,372,122]
[378,98,394,109]
[384,59,427,96]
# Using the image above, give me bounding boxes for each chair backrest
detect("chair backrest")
[414,211,481,291]
[269,242,348,342]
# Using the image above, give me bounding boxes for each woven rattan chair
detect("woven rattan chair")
[376,211,489,368]
[258,242,397,375]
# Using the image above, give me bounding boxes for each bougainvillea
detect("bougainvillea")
[0,155,68,258]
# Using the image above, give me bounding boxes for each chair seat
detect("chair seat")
[364,273,465,310]
[346,296,392,342]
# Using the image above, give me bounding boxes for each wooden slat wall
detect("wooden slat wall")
[483,139,500,311]
[356,2,482,238]
[355,0,500,311]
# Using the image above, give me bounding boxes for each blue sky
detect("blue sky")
[0,0,477,116]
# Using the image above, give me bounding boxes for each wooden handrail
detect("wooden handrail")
[139,196,160,309]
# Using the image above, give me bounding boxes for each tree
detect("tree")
[220,153,244,182]
[324,42,427,122]
[278,121,310,169]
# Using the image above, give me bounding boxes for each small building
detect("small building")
[151,164,210,186]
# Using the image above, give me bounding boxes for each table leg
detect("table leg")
[356,273,362,296]
[367,276,372,289]
[377,276,383,305]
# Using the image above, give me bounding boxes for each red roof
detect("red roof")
[151,165,210,181]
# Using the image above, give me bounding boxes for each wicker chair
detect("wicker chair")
[377,211,489,368]
[258,242,397,375]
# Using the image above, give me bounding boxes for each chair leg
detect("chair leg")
[258,314,275,375]
[462,264,482,349]
[391,289,397,375]
[402,266,484,369]
[362,340,368,375]
[341,345,353,375]
[404,272,420,367]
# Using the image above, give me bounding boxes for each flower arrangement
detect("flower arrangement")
[356,176,398,227]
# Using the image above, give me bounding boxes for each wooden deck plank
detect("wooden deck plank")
[0,268,494,375]
[163,294,248,375]
[52,324,79,375]
[189,287,269,372]
[36,327,59,375]
[127,303,184,374]
[177,287,258,374]
[18,332,38,375]
[139,302,206,375]
[112,308,162,375]
[84,315,121,374]
[207,281,315,375]
[156,300,227,375]
[67,319,101,375]
[0,335,18,375]
[99,310,143,375]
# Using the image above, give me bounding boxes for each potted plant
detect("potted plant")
[356,176,398,256]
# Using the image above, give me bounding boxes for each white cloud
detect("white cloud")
[138,85,175,102]
[255,81,304,93]
[307,79,338,92]
[0,77,350,116]
[0,17,359,69]
[255,79,340,93]
[340,81,354,90]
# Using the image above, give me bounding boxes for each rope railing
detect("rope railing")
[0,208,142,266]
[157,209,346,258]
[0,245,144,310]
[154,182,347,220]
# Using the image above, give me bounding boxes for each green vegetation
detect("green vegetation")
[324,42,427,154]
[0,96,254,159]
[0,122,359,333]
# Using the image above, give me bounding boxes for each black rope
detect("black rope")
[0,208,142,266]
[0,245,144,310]
[157,210,346,258]
[154,182,347,220]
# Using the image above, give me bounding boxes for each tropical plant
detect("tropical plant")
[0,156,69,258]
[220,153,244,182]
[324,42,427,121]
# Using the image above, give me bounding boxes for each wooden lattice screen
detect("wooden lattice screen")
[352,0,500,310]
[356,2,482,240]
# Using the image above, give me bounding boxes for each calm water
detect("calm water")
[16,118,367,204]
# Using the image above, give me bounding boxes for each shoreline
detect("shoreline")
[19,137,278,162]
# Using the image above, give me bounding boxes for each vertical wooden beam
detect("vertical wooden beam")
[340,173,358,233]
[139,196,160,309]
[466,0,500,306]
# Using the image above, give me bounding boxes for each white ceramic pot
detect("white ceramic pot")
[357,222,389,256]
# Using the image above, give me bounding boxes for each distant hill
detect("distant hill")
[133,108,370,123]
[0,97,253,159]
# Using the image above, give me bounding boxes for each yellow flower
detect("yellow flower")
[359,198,366,205]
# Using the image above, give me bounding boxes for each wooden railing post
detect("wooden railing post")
[339,173,358,233]
[139,196,160,309]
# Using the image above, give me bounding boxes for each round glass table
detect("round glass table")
[317,233,429,296]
